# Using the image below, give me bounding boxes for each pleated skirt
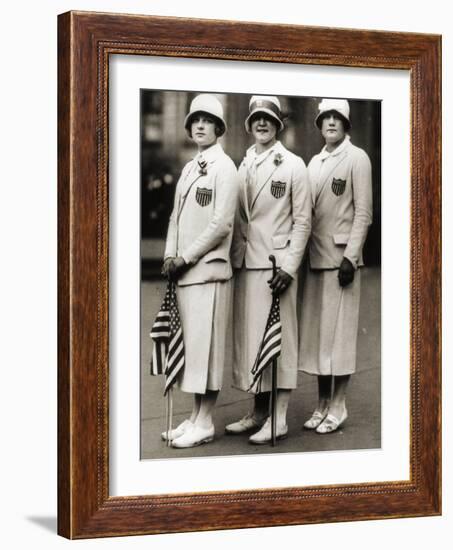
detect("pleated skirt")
[298,268,361,376]
[175,279,233,394]
[232,268,298,393]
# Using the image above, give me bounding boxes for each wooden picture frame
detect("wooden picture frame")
[57,10,441,539]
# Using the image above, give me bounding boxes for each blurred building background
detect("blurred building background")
[141,90,381,278]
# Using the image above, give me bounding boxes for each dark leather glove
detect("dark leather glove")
[161,257,176,280]
[172,256,189,280]
[268,269,293,296]
[338,257,355,287]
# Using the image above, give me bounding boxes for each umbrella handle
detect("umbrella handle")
[269,254,277,278]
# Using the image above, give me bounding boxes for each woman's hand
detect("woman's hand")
[162,256,189,281]
[161,257,176,280]
[338,257,355,287]
[172,257,189,280]
[268,269,293,295]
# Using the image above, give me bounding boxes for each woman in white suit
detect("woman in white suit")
[299,99,373,434]
[226,96,311,444]
[162,94,239,448]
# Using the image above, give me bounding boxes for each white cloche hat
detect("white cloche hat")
[315,98,351,130]
[245,95,284,133]
[184,94,227,136]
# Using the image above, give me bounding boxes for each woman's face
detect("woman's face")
[191,114,218,150]
[320,112,346,146]
[250,113,278,146]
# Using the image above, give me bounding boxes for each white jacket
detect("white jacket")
[164,143,239,286]
[307,136,373,269]
[231,141,311,277]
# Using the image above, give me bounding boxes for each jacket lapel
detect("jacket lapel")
[177,164,202,217]
[238,161,250,219]
[250,146,282,211]
[309,170,317,206]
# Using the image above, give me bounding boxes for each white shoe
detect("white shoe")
[248,417,288,445]
[303,408,329,430]
[171,424,215,448]
[225,413,265,435]
[161,419,193,441]
[316,407,348,434]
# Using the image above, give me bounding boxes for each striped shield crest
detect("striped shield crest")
[270,180,286,199]
[331,177,346,196]
[195,187,213,207]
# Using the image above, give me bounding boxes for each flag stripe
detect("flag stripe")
[151,342,168,375]
[253,325,281,364]
[151,326,170,331]
[167,334,185,365]
[150,319,170,330]
[165,353,185,391]
[258,331,281,357]
[248,295,282,391]
[151,315,170,324]
[151,329,170,338]
[153,314,170,321]
[256,340,281,369]
[150,282,185,394]
[165,365,183,392]
[260,325,282,348]
[168,329,183,356]
[167,347,185,376]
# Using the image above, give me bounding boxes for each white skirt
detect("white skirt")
[298,268,361,376]
[232,268,298,393]
[175,279,233,394]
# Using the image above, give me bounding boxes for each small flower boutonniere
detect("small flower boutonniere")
[198,159,208,176]
[273,153,283,167]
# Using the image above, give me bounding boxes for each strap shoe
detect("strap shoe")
[171,424,215,448]
[316,407,348,434]
[161,419,193,441]
[248,416,288,445]
[225,413,265,435]
[303,408,329,430]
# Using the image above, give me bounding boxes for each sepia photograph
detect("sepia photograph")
[140,89,381,459]
[54,6,443,537]
[55,8,441,539]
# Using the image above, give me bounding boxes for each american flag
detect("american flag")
[150,282,185,395]
[249,294,282,391]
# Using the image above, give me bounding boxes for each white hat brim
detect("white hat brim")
[184,111,227,135]
[245,108,284,133]
[315,109,351,130]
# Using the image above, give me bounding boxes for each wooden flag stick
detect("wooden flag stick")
[271,357,277,447]
[165,387,170,447]
[269,255,278,447]
[168,388,173,447]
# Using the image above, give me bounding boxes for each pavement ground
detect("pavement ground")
[140,267,381,459]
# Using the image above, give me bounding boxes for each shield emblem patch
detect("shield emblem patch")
[195,187,212,207]
[331,177,346,196]
[270,180,286,199]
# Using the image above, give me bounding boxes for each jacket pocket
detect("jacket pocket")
[272,234,290,249]
[333,233,350,245]
[205,257,227,264]
[204,249,228,263]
